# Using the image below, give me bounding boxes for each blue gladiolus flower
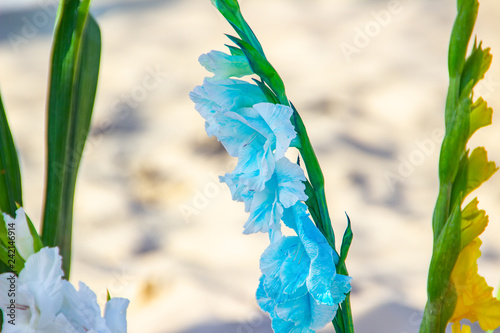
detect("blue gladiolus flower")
[257,203,351,332]
[191,73,305,237]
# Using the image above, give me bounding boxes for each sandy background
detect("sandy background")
[1,0,500,332]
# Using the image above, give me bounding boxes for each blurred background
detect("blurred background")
[1,0,500,332]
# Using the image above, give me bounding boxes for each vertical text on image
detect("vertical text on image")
[5,222,18,325]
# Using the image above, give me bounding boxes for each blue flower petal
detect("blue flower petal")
[244,188,283,234]
[294,202,338,305]
[280,245,309,295]
[191,78,266,115]
[239,158,307,235]
[251,103,296,159]
[275,158,307,208]
[257,203,351,332]
[309,296,339,331]
[274,292,312,327]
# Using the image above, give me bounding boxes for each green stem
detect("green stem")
[291,105,354,333]
[291,106,336,249]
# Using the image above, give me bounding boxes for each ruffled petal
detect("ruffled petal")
[252,103,296,159]
[104,298,130,333]
[257,203,351,331]
[19,247,65,328]
[61,281,111,333]
[240,158,307,235]
[243,181,282,234]
[275,158,307,208]
[190,78,266,122]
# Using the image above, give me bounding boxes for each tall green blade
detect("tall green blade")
[0,92,23,217]
[0,90,24,276]
[41,0,101,279]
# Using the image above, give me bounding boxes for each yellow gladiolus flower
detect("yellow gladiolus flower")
[450,238,500,331]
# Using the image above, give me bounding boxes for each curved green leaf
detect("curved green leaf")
[41,1,101,279]
[338,214,353,269]
[0,92,23,217]
[0,90,24,275]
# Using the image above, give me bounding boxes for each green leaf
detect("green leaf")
[460,40,492,94]
[303,179,321,228]
[428,200,461,300]
[25,211,44,253]
[225,44,244,57]
[466,146,498,196]
[425,200,462,331]
[0,241,25,273]
[226,35,288,104]
[449,151,468,215]
[0,91,23,217]
[448,0,479,77]
[461,197,488,249]
[439,97,470,185]
[0,91,24,275]
[212,0,265,56]
[252,78,280,104]
[337,214,353,269]
[41,2,101,279]
[469,97,492,137]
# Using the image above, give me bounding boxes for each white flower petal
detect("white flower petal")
[61,281,111,333]
[19,247,64,328]
[104,298,130,333]
[3,208,35,261]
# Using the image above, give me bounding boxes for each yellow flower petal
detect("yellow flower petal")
[452,322,471,333]
[461,198,488,249]
[451,238,500,331]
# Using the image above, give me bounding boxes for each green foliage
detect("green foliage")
[211,0,265,56]
[0,93,23,217]
[0,2,101,327]
[25,210,44,254]
[41,0,101,279]
[460,40,492,93]
[226,35,287,104]
[0,89,25,275]
[338,215,353,272]
[420,0,497,331]
[448,0,478,77]
[0,1,101,281]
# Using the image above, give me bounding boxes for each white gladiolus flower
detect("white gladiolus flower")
[0,247,129,333]
[0,247,72,332]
